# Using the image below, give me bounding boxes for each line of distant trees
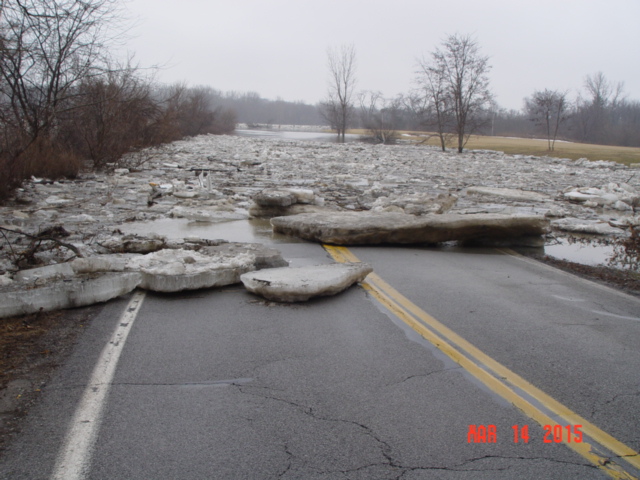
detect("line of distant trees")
[231,67,640,151]
[213,91,325,126]
[408,73,640,149]
[314,37,640,150]
[490,75,640,149]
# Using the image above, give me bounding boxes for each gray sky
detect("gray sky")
[123,0,640,111]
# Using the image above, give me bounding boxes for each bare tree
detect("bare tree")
[584,71,624,109]
[0,0,120,139]
[422,34,493,153]
[67,62,160,169]
[321,44,357,142]
[0,0,238,199]
[358,91,400,144]
[574,72,625,144]
[413,55,455,151]
[524,89,569,151]
[0,0,121,183]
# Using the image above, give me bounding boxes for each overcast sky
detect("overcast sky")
[122,0,640,111]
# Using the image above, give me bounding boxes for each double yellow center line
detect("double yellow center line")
[324,244,640,480]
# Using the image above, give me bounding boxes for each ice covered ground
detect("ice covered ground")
[1,132,639,314]
[3,133,639,245]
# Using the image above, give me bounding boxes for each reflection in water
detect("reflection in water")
[544,236,615,267]
[120,217,635,271]
[120,218,305,245]
[543,234,640,271]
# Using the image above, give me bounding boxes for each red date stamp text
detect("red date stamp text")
[467,424,583,443]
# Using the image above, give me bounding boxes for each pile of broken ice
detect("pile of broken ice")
[1,130,640,317]
[0,241,292,317]
[0,234,374,316]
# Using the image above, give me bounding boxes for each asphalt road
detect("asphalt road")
[0,242,639,479]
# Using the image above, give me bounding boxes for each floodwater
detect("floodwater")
[120,218,630,270]
[120,218,304,245]
[235,129,361,143]
[543,236,620,268]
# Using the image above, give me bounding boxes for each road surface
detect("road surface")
[0,242,639,479]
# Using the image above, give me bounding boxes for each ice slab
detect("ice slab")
[241,262,373,302]
[551,218,625,235]
[271,212,549,246]
[199,243,288,270]
[467,187,552,202]
[0,272,142,318]
[126,248,257,292]
[14,263,74,282]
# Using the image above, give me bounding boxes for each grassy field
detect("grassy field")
[347,129,640,167]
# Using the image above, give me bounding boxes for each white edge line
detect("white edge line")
[50,290,146,480]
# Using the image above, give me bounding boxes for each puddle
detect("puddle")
[540,234,639,271]
[543,237,616,267]
[408,237,628,269]
[120,218,305,244]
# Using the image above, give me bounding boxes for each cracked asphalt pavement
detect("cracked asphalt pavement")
[0,242,639,479]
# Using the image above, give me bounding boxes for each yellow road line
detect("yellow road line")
[324,244,640,480]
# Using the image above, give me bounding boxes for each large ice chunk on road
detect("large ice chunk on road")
[241,262,373,302]
[0,272,142,318]
[126,248,257,292]
[271,212,549,245]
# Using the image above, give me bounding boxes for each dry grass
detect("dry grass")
[385,131,640,166]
